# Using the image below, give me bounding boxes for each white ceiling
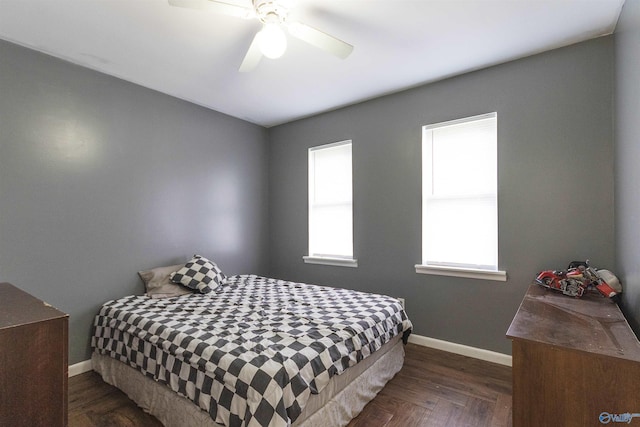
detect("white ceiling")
[0,0,625,127]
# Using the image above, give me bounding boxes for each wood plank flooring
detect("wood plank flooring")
[69,344,512,427]
[348,344,512,427]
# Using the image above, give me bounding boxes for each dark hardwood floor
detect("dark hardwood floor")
[347,344,512,427]
[69,344,512,427]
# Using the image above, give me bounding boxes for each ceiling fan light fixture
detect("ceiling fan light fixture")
[168,0,354,72]
[257,22,287,59]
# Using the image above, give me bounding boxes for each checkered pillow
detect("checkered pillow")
[169,255,225,294]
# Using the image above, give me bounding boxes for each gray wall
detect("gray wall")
[0,39,270,364]
[615,0,640,335]
[268,37,615,355]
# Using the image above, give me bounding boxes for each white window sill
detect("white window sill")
[415,264,507,281]
[303,256,358,268]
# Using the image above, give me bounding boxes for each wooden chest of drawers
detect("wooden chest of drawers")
[507,283,640,427]
[0,282,69,427]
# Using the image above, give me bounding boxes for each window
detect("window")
[416,112,506,281]
[303,140,357,267]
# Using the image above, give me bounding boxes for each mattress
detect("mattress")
[92,275,412,427]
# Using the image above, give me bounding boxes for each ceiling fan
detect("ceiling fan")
[168,0,354,72]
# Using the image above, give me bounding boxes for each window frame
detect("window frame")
[304,140,358,268]
[415,112,506,281]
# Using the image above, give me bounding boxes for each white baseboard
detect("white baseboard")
[68,359,92,377]
[408,333,512,367]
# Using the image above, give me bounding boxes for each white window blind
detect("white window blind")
[308,140,354,260]
[421,113,499,272]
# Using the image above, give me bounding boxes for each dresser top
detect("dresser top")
[507,283,640,361]
[0,282,68,329]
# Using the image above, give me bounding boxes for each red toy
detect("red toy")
[535,260,621,299]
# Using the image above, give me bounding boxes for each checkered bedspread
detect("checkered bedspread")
[92,275,412,427]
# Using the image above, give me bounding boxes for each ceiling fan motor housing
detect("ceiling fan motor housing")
[253,0,288,24]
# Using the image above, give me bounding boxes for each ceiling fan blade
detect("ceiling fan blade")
[286,21,353,59]
[168,0,254,19]
[239,32,263,72]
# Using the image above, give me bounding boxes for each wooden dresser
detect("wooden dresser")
[507,283,640,427]
[0,282,69,427]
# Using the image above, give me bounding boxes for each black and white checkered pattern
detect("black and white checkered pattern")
[92,275,412,427]
[170,255,226,293]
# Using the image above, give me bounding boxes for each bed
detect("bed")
[91,271,412,427]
